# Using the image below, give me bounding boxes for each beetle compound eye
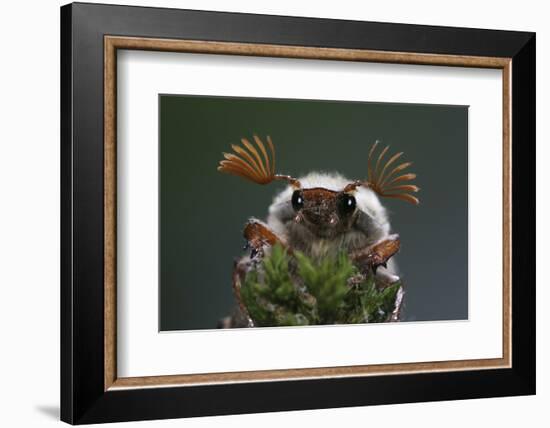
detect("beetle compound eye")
[291,190,304,211]
[339,194,356,215]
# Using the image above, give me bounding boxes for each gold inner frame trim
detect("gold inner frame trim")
[104,35,512,391]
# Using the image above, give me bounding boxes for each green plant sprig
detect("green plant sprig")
[240,244,401,327]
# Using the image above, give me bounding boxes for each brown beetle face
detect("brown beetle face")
[291,188,358,238]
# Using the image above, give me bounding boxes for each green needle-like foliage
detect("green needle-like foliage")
[295,251,355,324]
[240,244,316,327]
[240,244,402,327]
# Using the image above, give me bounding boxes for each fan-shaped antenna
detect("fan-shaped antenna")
[218,135,301,188]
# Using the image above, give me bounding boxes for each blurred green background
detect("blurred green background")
[159,94,468,331]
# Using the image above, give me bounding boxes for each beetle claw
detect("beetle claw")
[372,261,388,274]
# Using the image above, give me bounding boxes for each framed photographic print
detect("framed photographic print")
[60,2,535,424]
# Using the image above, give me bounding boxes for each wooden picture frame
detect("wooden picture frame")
[61,2,535,424]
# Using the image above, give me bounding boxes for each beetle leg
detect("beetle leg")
[243,218,288,259]
[228,256,255,327]
[349,234,400,280]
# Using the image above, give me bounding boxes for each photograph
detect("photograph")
[159,95,468,330]
[0,0,543,425]
[54,2,537,424]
